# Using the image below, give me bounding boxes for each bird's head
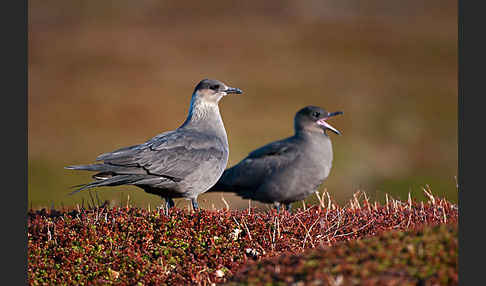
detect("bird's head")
[295,106,343,135]
[192,79,243,104]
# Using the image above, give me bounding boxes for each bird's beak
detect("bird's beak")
[317,111,343,135]
[225,87,243,94]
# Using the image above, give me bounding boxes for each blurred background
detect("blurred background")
[29,0,457,210]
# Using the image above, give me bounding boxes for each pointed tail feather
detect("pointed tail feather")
[68,174,145,195]
[68,183,89,189]
[65,163,146,174]
[65,164,105,171]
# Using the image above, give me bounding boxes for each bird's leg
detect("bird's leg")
[167,197,175,208]
[190,198,202,229]
[163,197,175,215]
[191,198,199,211]
[285,203,292,213]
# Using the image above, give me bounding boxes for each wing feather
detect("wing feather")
[215,137,299,191]
[96,130,226,181]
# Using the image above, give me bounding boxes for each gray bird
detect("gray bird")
[207,106,342,212]
[65,79,242,211]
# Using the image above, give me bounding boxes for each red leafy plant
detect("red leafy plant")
[225,224,457,286]
[28,190,457,285]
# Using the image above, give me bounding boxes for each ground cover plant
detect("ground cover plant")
[28,190,458,285]
[225,224,457,286]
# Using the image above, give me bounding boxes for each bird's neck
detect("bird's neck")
[296,130,333,163]
[295,129,330,144]
[180,98,228,144]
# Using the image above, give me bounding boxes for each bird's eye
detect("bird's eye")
[210,84,220,90]
[312,112,320,118]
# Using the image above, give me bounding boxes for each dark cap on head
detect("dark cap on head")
[295,106,343,135]
[194,79,243,95]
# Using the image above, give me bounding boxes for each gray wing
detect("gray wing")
[96,130,226,181]
[211,137,300,191]
[246,138,296,159]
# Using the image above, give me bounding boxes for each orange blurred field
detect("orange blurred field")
[29,0,457,209]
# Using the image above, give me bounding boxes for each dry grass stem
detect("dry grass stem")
[221,196,230,211]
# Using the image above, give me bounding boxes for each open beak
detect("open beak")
[225,87,243,94]
[317,111,343,135]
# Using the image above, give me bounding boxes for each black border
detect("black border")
[458,0,481,285]
[3,0,28,283]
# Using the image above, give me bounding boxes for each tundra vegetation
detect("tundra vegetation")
[28,189,458,285]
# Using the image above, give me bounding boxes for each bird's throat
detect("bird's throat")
[180,99,228,144]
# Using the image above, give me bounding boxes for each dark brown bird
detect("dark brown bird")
[207,106,342,212]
